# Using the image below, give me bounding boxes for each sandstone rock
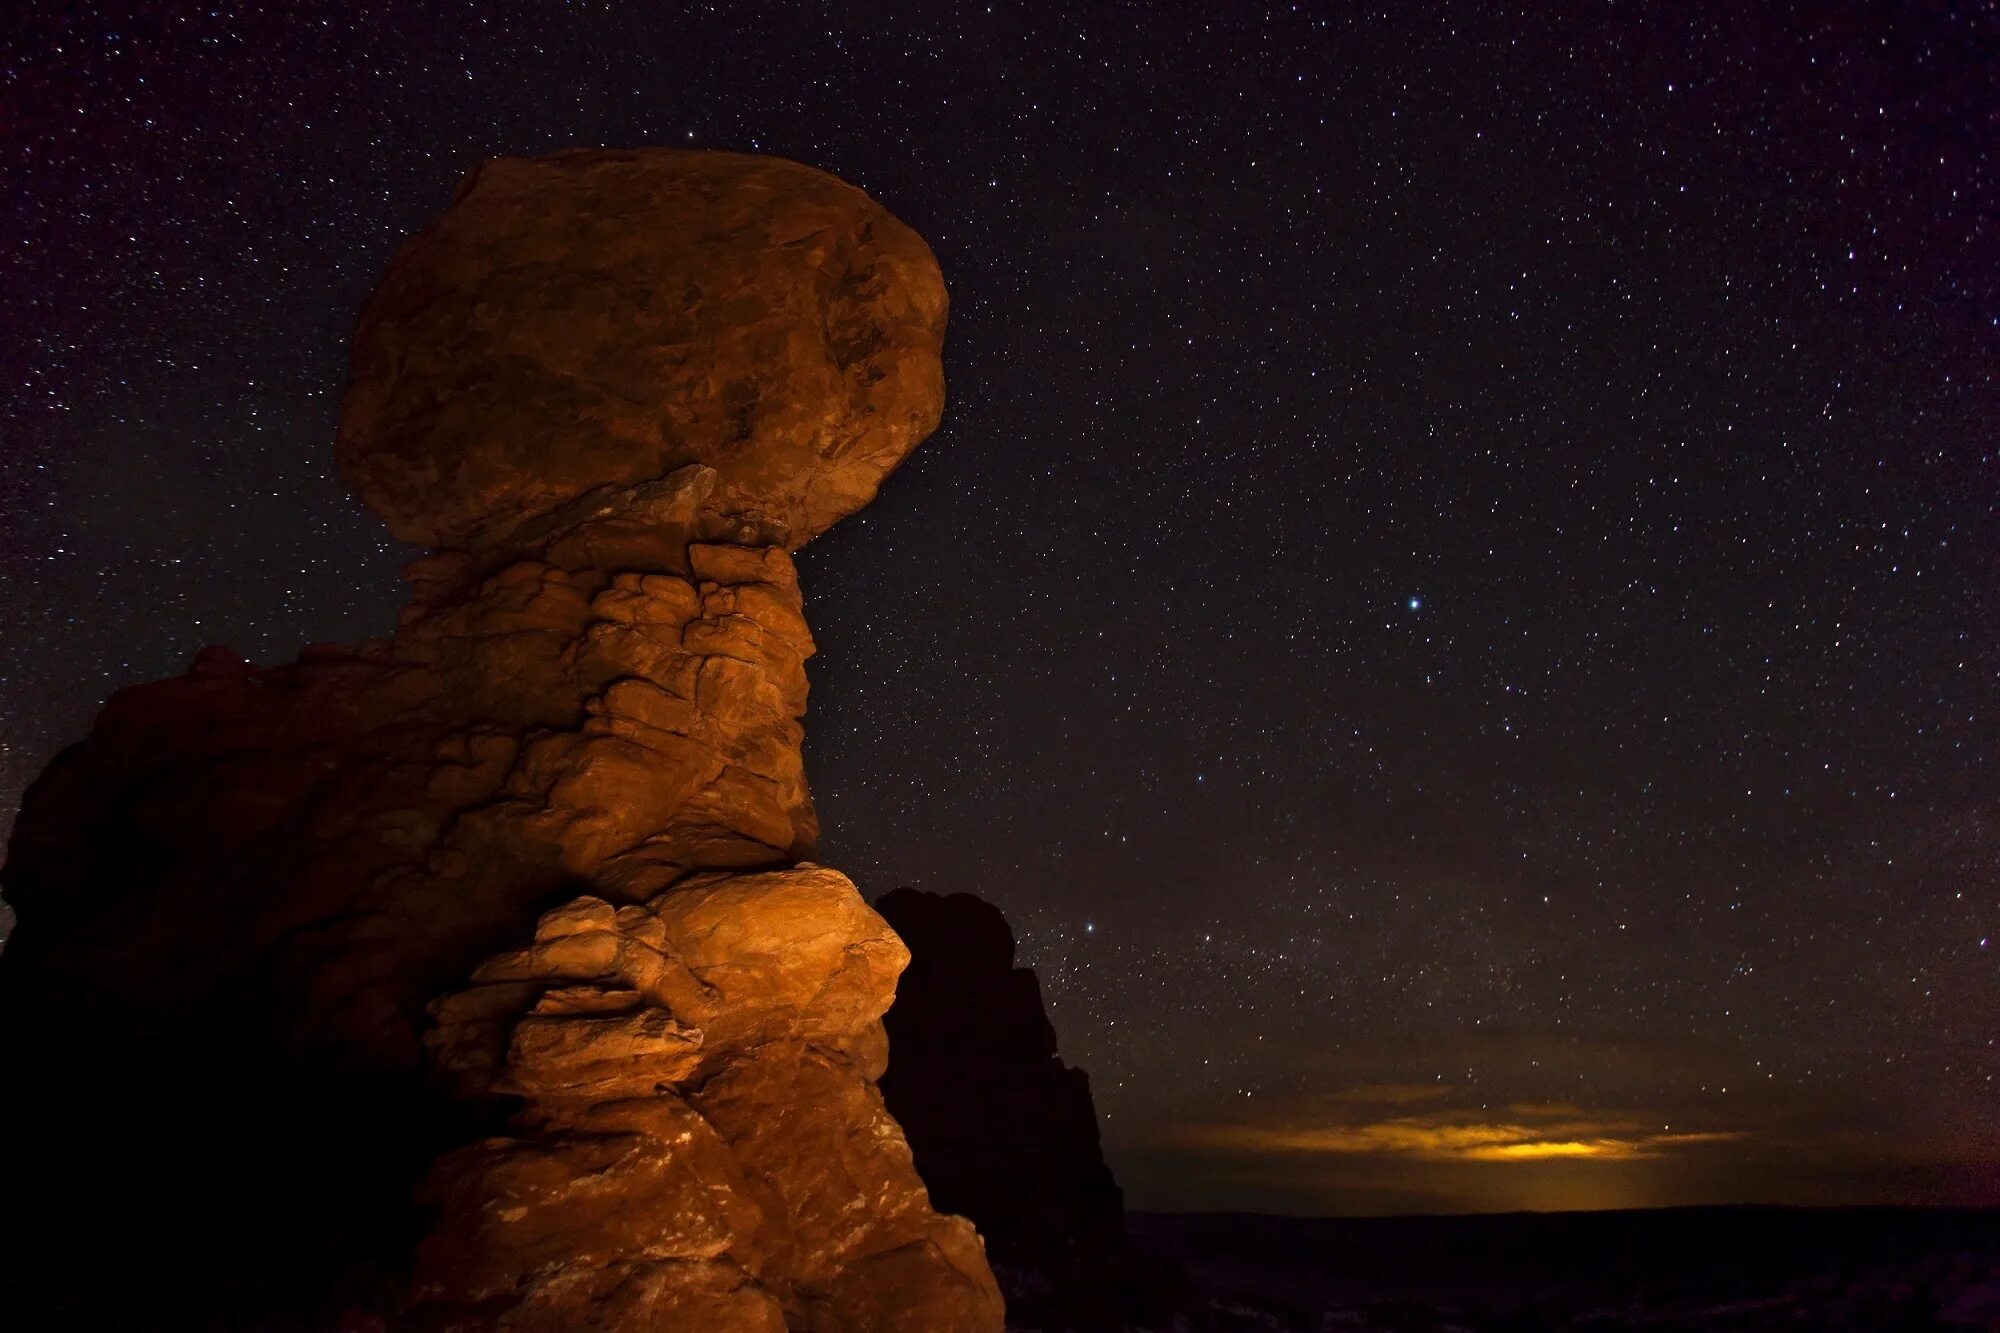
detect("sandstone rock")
[409,872,995,1330]
[0,150,997,1331]
[337,149,948,552]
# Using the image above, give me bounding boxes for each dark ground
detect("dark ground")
[1117,1207,2000,1332]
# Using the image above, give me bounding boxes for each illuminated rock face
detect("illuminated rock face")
[338,148,948,553]
[0,150,999,1331]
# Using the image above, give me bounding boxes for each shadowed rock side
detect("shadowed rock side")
[877,891,1176,1332]
[0,150,1000,1331]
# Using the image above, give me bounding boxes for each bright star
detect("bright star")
[1407,596,1422,611]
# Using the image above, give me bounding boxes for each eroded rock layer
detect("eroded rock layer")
[0,150,999,1331]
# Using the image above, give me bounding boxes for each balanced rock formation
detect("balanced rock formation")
[0,150,1000,1331]
[875,891,1131,1328]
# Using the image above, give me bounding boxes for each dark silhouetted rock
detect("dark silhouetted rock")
[0,150,998,1332]
[878,889,1174,1331]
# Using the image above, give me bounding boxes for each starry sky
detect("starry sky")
[4,2,1994,1216]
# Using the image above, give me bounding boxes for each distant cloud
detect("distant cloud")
[1181,1090,1746,1163]
[1119,1074,1996,1215]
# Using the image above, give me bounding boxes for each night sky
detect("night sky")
[4,2,1995,1216]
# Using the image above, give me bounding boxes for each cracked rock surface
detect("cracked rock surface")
[0,150,998,1331]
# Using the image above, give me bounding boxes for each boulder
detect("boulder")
[337,149,948,552]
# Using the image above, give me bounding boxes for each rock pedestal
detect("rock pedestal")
[0,150,1000,1331]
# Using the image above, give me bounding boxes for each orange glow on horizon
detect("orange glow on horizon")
[1187,1113,1744,1163]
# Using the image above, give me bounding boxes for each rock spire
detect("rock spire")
[0,150,1000,1331]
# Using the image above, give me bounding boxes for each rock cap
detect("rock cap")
[337,148,947,551]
